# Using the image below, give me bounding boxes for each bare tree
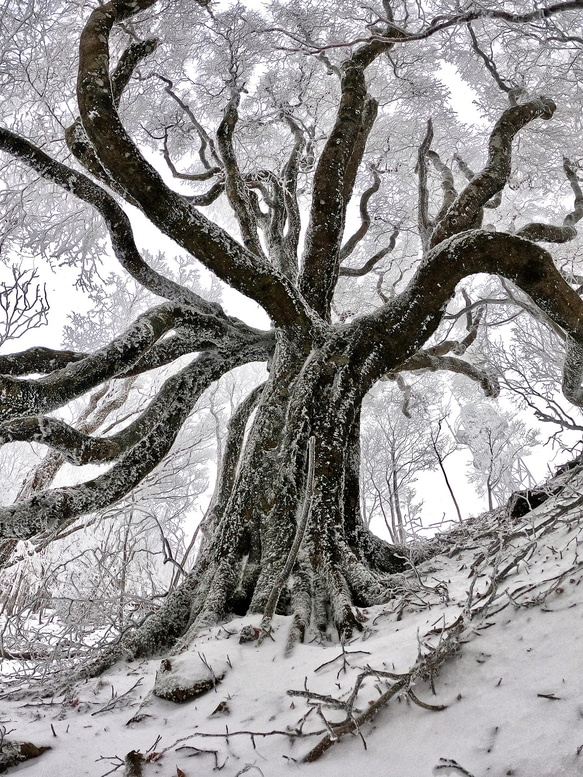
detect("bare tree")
[455,403,538,511]
[1,0,583,672]
[360,383,437,542]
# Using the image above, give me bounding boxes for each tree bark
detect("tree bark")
[2,0,583,679]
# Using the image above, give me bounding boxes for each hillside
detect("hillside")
[2,463,583,777]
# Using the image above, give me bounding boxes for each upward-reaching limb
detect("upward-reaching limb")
[353,231,583,405]
[76,0,312,334]
[429,99,556,247]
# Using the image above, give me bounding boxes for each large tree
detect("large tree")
[1,0,583,669]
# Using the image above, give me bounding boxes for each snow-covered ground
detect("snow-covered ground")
[3,466,583,777]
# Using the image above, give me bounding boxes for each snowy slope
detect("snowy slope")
[3,465,583,777]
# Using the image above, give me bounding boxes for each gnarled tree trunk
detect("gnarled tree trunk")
[1,0,583,679]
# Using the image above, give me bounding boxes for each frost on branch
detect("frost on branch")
[0,0,583,685]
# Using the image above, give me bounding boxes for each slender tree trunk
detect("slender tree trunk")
[392,467,405,543]
[434,450,464,523]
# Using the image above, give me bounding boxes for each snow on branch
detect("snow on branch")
[156,73,223,177]
[0,127,223,317]
[391,351,500,398]
[0,303,249,423]
[65,37,160,206]
[417,118,435,253]
[0,343,264,541]
[77,2,311,332]
[516,157,583,243]
[217,94,267,260]
[270,2,583,53]
[430,98,556,247]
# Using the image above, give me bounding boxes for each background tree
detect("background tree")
[455,402,538,511]
[1,0,583,676]
[360,380,446,542]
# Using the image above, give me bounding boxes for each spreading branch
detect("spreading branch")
[427,150,457,223]
[76,1,311,333]
[0,347,86,377]
[271,2,583,52]
[430,98,556,247]
[392,351,499,397]
[0,127,224,317]
[0,342,266,540]
[0,303,249,423]
[467,23,514,98]
[353,231,583,406]
[516,157,583,243]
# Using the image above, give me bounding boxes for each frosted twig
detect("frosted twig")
[91,678,143,716]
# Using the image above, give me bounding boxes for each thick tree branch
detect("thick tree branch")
[183,181,225,207]
[430,98,556,247]
[299,36,392,318]
[454,152,505,212]
[0,338,269,467]
[217,95,266,259]
[65,37,159,204]
[281,115,305,275]
[561,337,583,406]
[453,154,502,210]
[427,150,457,222]
[417,119,434,252]
[0,416,122,465]
[0,347,86,377]
[122,329,272,376]
[514,222,577,243]
[563,157,583,226]
[352,231,583,399]
[0,303,246,423]
[76,1,311,333]
[342,97,379,206]
[14,380,135,503]
[0,342,265,541]
[263,169,293,277]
